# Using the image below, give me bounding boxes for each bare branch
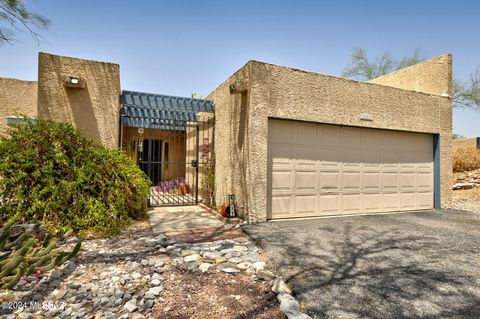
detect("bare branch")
[0,0,50,45]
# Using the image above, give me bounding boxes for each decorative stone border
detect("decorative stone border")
[158,233,312,319]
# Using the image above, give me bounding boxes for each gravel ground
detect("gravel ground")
[243,210,480,319]
[0,220,285,319]
[448,188,480,213]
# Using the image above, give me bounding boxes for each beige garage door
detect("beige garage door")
[267,119,433,219]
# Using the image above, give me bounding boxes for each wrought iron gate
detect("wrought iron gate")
[120,90,215,207]
[121,119,214,207]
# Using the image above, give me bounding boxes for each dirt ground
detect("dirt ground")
[449,171,480,213]
[153,267,285,319]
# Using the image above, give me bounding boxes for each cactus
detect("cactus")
[0,215,81,289]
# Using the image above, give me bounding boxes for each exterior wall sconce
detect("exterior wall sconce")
[64,76,86,89]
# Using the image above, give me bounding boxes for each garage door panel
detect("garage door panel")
[269,120,293,144]
[364,172,381,190]
[319,171,340,190]
[268,119,434,219]
[295,171,316,191]
[272,171,293,192]
[416,172,433,189]
[342,149,363,167]
[271,196,293,218]
[381,151,398,166]
[382,132,399,149]
[271,144,293,168]
[295,145,317,168]
[364,193,382,211]
[342,194,362,213]
[362,150,382,166]
[400,173,416,189]
[318,147,341,167]
[382,172,399,189]
[293,123,317,145]
[416,192,433,209]
[295,195,317,216]
[342,172,361,190]
[382,193,400,211]
[400,193,416,209]
[341,127,362,147]
[320,194,340,214]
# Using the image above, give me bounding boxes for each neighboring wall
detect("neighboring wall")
[37,52,121,148]
[207,65,250,216]
[368,54,452,96]
[453,137,478,150]
[211,57,452,223]
[0,78,38,136]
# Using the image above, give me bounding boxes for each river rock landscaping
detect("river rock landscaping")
[0,220,310,319]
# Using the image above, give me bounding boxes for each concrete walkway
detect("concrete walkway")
[147,205,225,234]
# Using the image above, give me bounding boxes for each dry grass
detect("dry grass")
[453,147,480,172]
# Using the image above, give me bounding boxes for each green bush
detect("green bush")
[0,119,150,236]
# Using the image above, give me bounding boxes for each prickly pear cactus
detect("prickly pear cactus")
[0,216,81,289]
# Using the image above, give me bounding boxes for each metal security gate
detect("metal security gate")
[120,90,215,207]
[120,118,214,207]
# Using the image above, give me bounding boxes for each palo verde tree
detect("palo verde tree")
[342,47,480,110]
[0,0,50,45]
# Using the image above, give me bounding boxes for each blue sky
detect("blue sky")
[1,0,479,136]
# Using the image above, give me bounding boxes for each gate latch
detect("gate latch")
[191,160,198,168]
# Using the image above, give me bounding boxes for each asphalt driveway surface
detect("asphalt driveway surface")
[243,210,480,319]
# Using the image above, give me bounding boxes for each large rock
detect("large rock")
[199,263,213,272]
[124,298,137,312]
[252,261,266,271]
[278,293,299,312]
[147,286,163,296]
[272,277,292,294]
[453,182,474,190]
[236,261,252,270]
[217,263,240,273]
[203,251,221,260]
[256,269,276,281]
[184,254,202,262]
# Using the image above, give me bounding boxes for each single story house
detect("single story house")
[0,52,452,223]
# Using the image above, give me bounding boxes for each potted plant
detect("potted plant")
[177,177,190,195]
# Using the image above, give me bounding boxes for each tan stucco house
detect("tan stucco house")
[0,52,452,223]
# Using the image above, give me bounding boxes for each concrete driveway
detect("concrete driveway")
[243,210,480,319]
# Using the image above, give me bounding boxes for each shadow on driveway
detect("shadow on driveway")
[243,210,480,319]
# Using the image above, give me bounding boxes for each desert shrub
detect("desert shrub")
[0,119,150,236]
[453,147,480,172]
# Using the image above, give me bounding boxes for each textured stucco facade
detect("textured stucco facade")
[37,52,121,148]
[368,55,452,97]
[209,55,452,223]
[453,137,478,150]
[0,78,38,136]
[207,66,250,216]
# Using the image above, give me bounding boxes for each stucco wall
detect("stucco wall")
[207,65,250,215]
[453,137,478,150]
[37,52,121,148]
[211,57,452,223]
[368,54,452,97]
[0,78,38,136]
